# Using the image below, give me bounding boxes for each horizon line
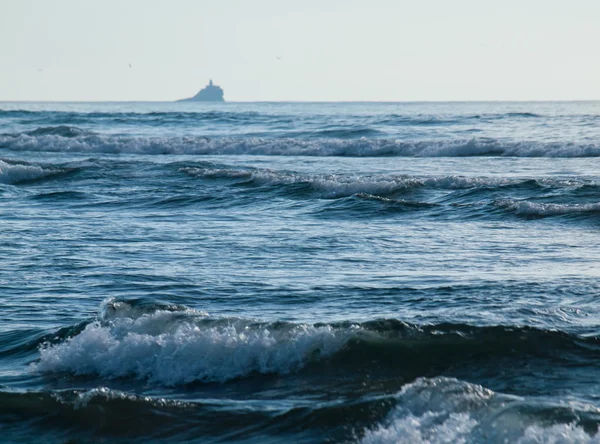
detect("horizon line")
[2,99,600,104]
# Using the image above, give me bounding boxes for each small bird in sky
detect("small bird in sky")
[276,56,282,61]
[129,63,132,68]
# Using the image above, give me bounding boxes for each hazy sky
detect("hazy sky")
[1,0,599,101]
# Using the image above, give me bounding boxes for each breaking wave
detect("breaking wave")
[0,158,66,184]
[23,125,96,138]
[33,299,600,386]
[2,130,600,157]
[362,377,600,443]
[4,378,600,443]
[182,165,556,192]
[34,299,349,385]
[180,165,599,206]
[181,166,423,198]
[495,199,600,217]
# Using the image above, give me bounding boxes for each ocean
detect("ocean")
[1,101,600,443]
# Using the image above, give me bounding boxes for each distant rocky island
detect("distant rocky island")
[178,80,225,102]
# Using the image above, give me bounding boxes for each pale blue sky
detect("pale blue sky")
[1,0,599,101]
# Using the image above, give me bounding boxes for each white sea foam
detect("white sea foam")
[48,386,192,411]
[35,309,351,385]
[3,133,600,157]
[182,166,516,198]
[362,377,600,444]
[421,175,516,189]
[251,171,416,198]
[362,411,478,444]
[182,166,419,197]
[179,167,253,180]
[0,159,59,184]
[496,199,600,216]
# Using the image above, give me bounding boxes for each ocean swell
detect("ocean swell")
[495,199,600,217]
[35,301,350,385]
[34,301,600,386]
[362,377,600,443]
[2,131,600,157]
[0,158,66,184]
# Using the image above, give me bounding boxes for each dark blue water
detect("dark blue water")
[1,101,600,443]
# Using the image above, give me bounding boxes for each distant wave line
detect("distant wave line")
[2,131,600,157]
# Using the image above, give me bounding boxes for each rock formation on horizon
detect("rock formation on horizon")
[178,80,225,102]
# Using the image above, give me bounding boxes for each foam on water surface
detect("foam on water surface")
[362,377,600,444]
[36,301,350,385]
[3,101,600,443]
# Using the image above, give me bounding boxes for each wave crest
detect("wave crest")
[0,159,65,184]
[23,126,96,138]
[34,300,600,386]
[495,199,600,217]
[35,302,349,385]
[362,377,600,443]
[3,131,600,157]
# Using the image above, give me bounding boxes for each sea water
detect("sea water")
[1,101,600,443]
